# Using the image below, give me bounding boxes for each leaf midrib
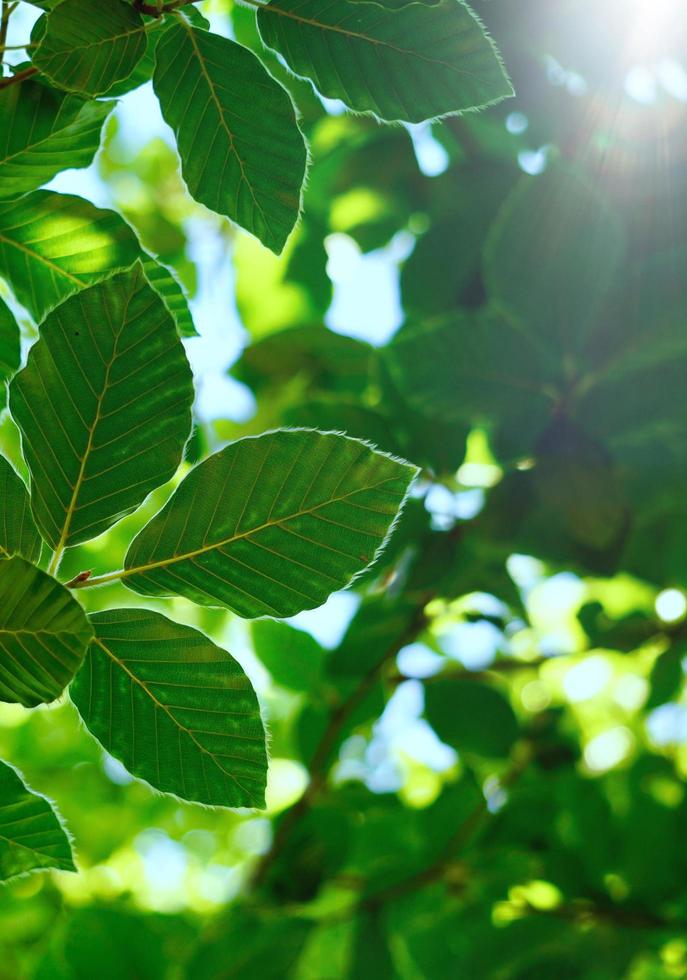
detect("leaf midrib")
[93,636,253,800]
[260,0,491,79]
[123,473,399,581]
[0,103,103,171]
[0,229,85,287]
[49,278,136,558]
[174,23,269,232]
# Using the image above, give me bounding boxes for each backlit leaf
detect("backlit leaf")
[0,555,92,707]
[153,22,307,253]
[0,455,42,563]
[0,759,75,881]
[123,429,418,617]
[257,0,513,123]
[0,191,139,323]
[33,0,147,98]
[70,609,267,808]
[11,264,194,551]
[0,80,112,201]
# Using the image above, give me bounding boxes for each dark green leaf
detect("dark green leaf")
[257,0,513,123]
[0,555,93,707]
[33,0,147,98]
[0,80,112,201]
[251,619,325,692]
[70,609,267,809]
[484,168,625,359]
[10,264,194,551]
[424,677,518,757]
[0,759,75,880]
[0,455,41,562]
[153,22,307,253]
[141,253,198,338]
[0,296,20,410]
[123,429,418,617]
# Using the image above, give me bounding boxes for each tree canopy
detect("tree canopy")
[1,0,687,977]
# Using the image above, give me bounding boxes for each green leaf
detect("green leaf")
[123,429,418,617]
[251,619,325,692]
[153,22,307,253]
[0,455,41,563]
[0,80,113,202]
[70,609,267,809]
[141,253,198,338]
[0,759,76,880]
[484,168,625,358]
[10,264,193,552]
[257,0,513,123]
[0,555,93,707]
[33,0,147,98]
[424,678,519,757]
[0,191,139,323]
[0,296,20,410]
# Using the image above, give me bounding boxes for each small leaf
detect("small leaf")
[33,0,147,97]
[251,619,325,692]
[70,609,267,808]
[153,22,307,253]
[124,429,418,617]
[0,759,76,881]
[0,455,42,562]
[0,80,113,202]
[11,264,194,551]
[141,253,198,338]
[0,555,93,707]
[0,296,20,410]
[0,191,139,323]
[424,678,519,757]
[257,0,513,123]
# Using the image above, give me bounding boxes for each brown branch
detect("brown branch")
[250,604,431,889]
[0,1,19,61]
[0,65,37,89]
[360,740,534,910]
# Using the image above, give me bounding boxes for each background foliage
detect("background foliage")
[2,0,687,977]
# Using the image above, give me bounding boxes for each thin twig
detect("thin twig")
[0,65,37,89]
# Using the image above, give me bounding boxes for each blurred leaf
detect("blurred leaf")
[424,677,518,757]
[71,609,267,808]
[485,167,625,360]
[251,619,325,692]
[257,0,513,122]
[646,646,685,711]
[0,556,92,707]
[0,759,75,881]
[10,265,193,551]
[124,429,417,617]
[154,23,306,253]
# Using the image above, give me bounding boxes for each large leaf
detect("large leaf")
[257,0,513,123]
[484,168,625,358]
[32,0,147,98]
[70,609,267,808]
[0,80,112,202]
[0,296,20,410]
[11,264,193,552]
[153,22,307,253]
[0,759,76,881]
[122,429,418,617]
[0,556,92,707]
[0,191,139,323]
[0,455,42,562]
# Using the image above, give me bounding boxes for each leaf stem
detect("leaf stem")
[0,1,18,61]
[0,65,37,88]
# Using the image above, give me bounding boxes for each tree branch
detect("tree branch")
[250,603,431,889]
